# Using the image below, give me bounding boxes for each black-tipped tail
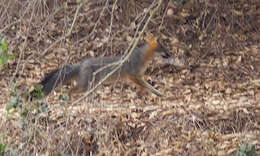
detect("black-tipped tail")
[32,64,79,98]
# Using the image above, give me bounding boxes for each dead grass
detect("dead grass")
[0,0,259,155]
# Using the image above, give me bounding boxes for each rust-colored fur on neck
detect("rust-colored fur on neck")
[143,36,159,61]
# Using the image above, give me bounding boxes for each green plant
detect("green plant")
[30,84,45,99]
[6,84,48,127]
[171,0,186,3]
[6,96,22,120]
[236,142,256,156]
[0,37,15,66]
[0,134,7,156]
[0,142,7,156]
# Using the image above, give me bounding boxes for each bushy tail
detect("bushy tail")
[36,64,80,96]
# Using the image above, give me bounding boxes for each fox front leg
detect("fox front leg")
[139,78,164,97]
[128,75,164,97]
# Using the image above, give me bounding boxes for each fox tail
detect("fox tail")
[34,64,80,96]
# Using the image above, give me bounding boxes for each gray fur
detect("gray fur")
[38,42,169,96]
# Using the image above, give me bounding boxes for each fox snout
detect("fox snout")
[161,50,170,59]
[156,43,170,59]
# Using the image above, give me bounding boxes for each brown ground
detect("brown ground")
[0,0,260,155]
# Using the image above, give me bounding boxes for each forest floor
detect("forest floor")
[0,0,259,155]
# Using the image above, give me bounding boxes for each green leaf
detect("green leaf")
[236,151,245,156]
[240,143,247,152]
[62,95,69,101]
[171,0,185,3]
[248,144,255,151]
[35,84,43,91]
[0,143,7,152]
[10,97,19,108]
[0,37,5,44]
[7,54,16,59]
[7,112,13,120]
[1,37,7,52]
[18,118,25,127]
[1,42,7,52]
[54,7,61,12]
[236,143,256,156]
[247,144,256,156]
[1,54,8,65]
[6,105,13,111]
[20,110,28,119]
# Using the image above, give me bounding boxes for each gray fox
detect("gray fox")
[36,36,169,98]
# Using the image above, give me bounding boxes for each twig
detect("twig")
[71,0,163,105]
[39,2,85,57]
[72,0,110,46]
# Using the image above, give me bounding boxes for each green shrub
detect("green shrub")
[0,37,15,66]
[236,142,256,156]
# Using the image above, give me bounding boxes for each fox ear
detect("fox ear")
[145,34,158,45]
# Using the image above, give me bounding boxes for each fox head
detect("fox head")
[156,41,170,58]
[145,35,170,59]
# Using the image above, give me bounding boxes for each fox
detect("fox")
[32,36,170,98]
